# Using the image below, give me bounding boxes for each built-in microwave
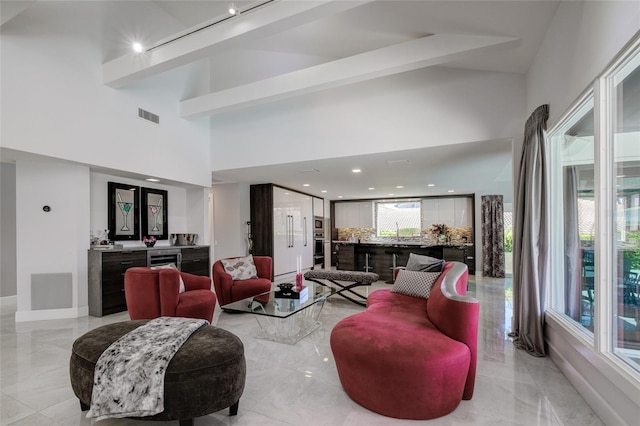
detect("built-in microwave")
[314,216,324,231]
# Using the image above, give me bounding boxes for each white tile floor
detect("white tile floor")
[0,276,603,425]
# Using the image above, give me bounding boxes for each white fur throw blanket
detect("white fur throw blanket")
[86,317,208,421]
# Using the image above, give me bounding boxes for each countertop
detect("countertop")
[89,244,209,252]
[332,241,473,248]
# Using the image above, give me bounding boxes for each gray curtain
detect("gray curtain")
[563,167,581,321]
[482,195,505,277]
[510,104,549,357]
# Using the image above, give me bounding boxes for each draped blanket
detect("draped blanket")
[86,317,208,421]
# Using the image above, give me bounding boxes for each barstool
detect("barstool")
[362,252,375,273]
[385,250,401,283]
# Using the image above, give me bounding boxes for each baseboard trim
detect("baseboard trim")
[547,337,625,425]
[15,306,89,322]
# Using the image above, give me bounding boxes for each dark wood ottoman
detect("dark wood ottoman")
[70,320,245,426]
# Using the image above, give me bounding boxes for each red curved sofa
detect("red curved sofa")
[330,261,479,420]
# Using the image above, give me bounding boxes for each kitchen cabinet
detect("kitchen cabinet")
[422,196,473,229]
[313,197,324,217]
[421,199,439,228]
[437,198,456,227]
[335,201,373,228]
[454,197,473,227]
[336,243,355,270]
[251,184,313,278]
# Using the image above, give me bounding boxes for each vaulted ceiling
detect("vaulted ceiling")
[2,0,562,201]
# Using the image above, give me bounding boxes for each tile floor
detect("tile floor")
[0,276,603,425]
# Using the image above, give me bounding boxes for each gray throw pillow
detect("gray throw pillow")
[391,270,441,299]
[221,255,258,280]
[405,253,444,272]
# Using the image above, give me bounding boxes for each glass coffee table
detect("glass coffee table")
[221,281,335,345]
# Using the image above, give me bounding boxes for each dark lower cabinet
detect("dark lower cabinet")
[336,244,355,271]
[89,250,147,317]
[180,247,210,276]
[88,246,211,317]
[334,243,475,282]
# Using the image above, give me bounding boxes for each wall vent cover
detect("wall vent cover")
[138,108,160,124]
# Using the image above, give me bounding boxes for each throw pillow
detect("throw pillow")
[391,269,441,299]
[151,263,185,293]
[405,253,445,272]
[221,255,258,280]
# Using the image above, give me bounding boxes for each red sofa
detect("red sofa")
[330,261,479,420]
[124,267,216,323]
[212,256,272,307]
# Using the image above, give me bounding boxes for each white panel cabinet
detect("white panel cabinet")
[335,203,349,228]
[454,197,473,227]
[358,201,374,228]
[313,197,324,217]
[437,198,456,227]
[421,199,439,228]
[422,197,472,229]
[335,202,373,228]
[271,187,313,276]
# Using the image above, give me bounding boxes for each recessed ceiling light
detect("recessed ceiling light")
[132,42,143,53]
[321,190,327,193]
[388,193,394,196]
[352,169,361,173]
[448,190,455,193]
[145,178,160,182]
[338,195,343,199]
[228,2,238,15]
[396,186,404,189]
[303,184,310,187]
[368,187,375,190]
[427,184,435,187]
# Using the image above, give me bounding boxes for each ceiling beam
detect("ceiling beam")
[180,33,519,117]
[102,0,373,88]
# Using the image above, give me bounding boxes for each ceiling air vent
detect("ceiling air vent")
[138,108,159,124]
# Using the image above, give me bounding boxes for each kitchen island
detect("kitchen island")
[333,241,475,281]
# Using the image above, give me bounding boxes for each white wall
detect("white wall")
[90,172,188,247]
[1,2,214,318]
[1,162,17,297]
[15,159,90,320]
[523,1,640,423]
[210,183,250,261]
[526,1,640,127]
[0,2,211,187]
[211,66,525,170]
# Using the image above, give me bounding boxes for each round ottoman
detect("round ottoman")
[70,320,245,425]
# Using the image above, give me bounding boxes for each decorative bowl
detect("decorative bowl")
[144,241,156,248]
[278,283,294,291]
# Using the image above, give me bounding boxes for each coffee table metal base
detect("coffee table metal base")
[252,299,326,345]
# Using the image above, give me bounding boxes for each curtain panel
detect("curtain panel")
[482,195,505,277]
[510,104,550,357]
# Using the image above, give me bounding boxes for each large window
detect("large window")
[549,40,640,371]
[376,201,421,237]
[549,98,596,330]
[609,51,640,364]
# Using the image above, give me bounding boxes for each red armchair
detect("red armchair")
[124,267,217,323]
[212,256,272,307]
